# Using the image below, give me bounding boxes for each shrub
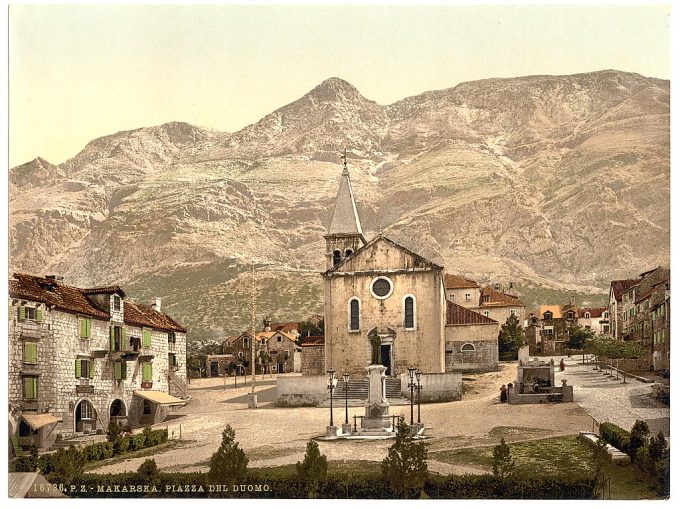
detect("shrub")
[106,420,122,442]
[492,438,515,478]
[207,425,248,484]
[113,435,129,455]
[10,455,37,472]
[648,431,669,462]
[599,422,630,453]
[137,458,160,483]
[381,418,428,498]
[296,440,328,498]
[629,420,650,462]
[47,446,85,486]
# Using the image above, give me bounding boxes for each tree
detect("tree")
[568,325,594,350]
[137,458,159,483]
[106,420,122,442]
[46,446,84,486]
[498,314,525,354]
[629,420,650,463]
[300,319,324,337]
[207,425,249,484]
[296,440,328,498]
[492,438,516,478]
[648,431,669,462]
[381,418,428,498]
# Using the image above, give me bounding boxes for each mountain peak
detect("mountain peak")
[307,77,364,103]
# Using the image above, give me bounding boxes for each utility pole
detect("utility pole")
[248,261,258,408]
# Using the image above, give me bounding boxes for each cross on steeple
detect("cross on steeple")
[340,148,348,175]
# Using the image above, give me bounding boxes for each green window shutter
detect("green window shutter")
[18,307,25,322]
[24,378,37,399]
[32,378,38,399]
[86,319,91,339]
[79,319,86,338]
[122,361,127,380]
[110,327,115,351]
[89,360,95,379]
[24,343,38,364]
[75,359,82,378]
[143,330,151,348]
[122,328,127,347]
[143,363,152,381]
[36,309,44,322]
[114,362,121,380]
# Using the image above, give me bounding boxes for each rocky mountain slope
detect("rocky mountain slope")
[9,70,669,343]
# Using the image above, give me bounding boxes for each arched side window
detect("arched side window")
[461,343,476,352]
[544,311,553,321]
[348,297,361,332]
[584,312,591,319]
[403,294,416,329]
[603,311,609,319]
[333,250,342,266]
[345,248,353,257]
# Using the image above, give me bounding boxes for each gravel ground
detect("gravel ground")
[88,362,595,475]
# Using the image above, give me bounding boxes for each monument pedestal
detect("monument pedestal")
[247,393,258,409]
[326,425,338,437]
[341,423,352,435]
[362,364,390,430]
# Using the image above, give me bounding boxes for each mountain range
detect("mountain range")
[9,70,670,345]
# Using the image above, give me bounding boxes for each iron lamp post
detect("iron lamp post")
[342,372,350,425]
[415,370,423,424]
[327,369,336,427]
[407,366,416,425]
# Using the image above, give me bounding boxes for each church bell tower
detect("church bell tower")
[324,150,366,270]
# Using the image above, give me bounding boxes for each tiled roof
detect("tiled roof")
[81,285,126,297]
[577,307,607,318]
[300,335,325,346]
[610,279,641,300]
[123,300,186,333]
[634,289,654,304]
[446,300,497,325]
[270,322,300,333]
[538,305,563,319]
[328,165,364,236]
[444,274,479,289]
[479,287,524,308]
[9,273,186,332]
[10,273,109,319]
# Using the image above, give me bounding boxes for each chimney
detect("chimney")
[569,295,575,306]
[263,317,272,332]
[152,298,162,312]
[45,275,64,282]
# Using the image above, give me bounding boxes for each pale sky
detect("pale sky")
[8,3,671,168]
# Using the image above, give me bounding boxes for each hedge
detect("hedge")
[10,428,169,474]
[599,422,630,453]
[64,471,596,499]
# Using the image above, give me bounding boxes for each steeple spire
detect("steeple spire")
[329,149,363,236]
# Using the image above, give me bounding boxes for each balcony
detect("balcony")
[75,380,94,394]
[138,347,155,361]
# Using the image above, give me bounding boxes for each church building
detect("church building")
[323,157,499,376]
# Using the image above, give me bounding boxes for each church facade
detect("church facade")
[323,159,498,376]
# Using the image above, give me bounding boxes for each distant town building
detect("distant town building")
[9,273,187,450]
[444,276,526,325]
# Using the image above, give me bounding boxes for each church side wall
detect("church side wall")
[445,323,499,372]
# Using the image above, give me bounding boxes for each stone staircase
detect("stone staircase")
[318,377,409,407]
[168,370,189,399]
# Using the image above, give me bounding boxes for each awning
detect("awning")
[22,413,62,430]
[134,390,185,406]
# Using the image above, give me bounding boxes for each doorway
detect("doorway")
[75,399,96,432]
[380,344,392,376]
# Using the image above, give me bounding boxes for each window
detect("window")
[604,311,609,319]
[465,293,471,302]
[404,296,415,329]
[113,295,121,311]
[114,361,127,380]
[333,250,341,266]
[142,363,153,382]
[543,329,554,336]
[510,309,516,316]
[483,295,490,303]
[80,400,94,419]
[168,332,176,343]
[603,325,610,334]
[544,311,553,321]
[75,358,94,379]
[284,350,290,359]
[79,318,91,339]
[461,343,475,352]
[110,326,124,352]
[484,311,490,317]
[18,306,42,322]
[345,249,353,257]
[349,298,360,331]
[277,336,282,342]
[243,337,250,349]
[23,342,38,364]
[168,353,177,368]
[142,330,152,348]
[566,311,575,320]
[143,399,152,415]
[584,312,591,319]
[23,376,38,400]
[371,277,393,299]
[238,351,244,360]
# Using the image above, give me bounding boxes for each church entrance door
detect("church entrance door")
[380,344,392,376]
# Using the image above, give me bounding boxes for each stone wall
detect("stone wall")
[444,323,499,372]
[399,372,462,402]
[275,376,327,406]
[9,299,186,445]
[301,345,325,376]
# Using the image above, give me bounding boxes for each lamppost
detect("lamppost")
[408,366,416,425]
[327,369,336,427]
[342,372,350,425]
[415,370,423,425]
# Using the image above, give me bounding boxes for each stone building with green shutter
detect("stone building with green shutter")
[8,273,187,451]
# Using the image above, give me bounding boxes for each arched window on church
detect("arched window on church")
[349,298,360,332]
[345,248,353,257]
[333,250,342,266]
[403,295,416,329]
[461,343,476,352]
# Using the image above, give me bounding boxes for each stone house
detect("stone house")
[444,275,481,306]
[265,330,301,373]
[323,159,497,376]
[608,279,641,339]
[618,267,670,342]
[444,276,525,325]
[576,307,610,335]
[651,293,670,372]
[444,301,499,372]
[9,274,187,450]
[205,354,235,377]
[300,336,325,376]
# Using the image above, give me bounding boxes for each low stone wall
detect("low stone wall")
[275,376,327,407]
[507,382,573,405]
[301,345,325,376]
[399,372,462,403]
